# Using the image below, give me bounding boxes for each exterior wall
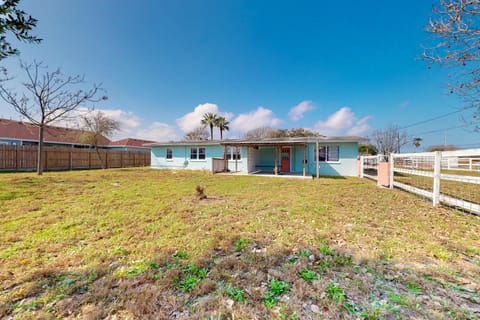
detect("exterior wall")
[151,145,248,173]
[150,142,359,176]
[107,146,151,153]
[306,142,358,177]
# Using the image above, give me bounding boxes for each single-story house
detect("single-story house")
[0,118,153,151]
[147,136,365,177]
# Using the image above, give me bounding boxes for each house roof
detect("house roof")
[109,138,154,148]
[145,136,366,147]
[0,118,111,146]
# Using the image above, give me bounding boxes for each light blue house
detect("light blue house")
[147,136,364,177]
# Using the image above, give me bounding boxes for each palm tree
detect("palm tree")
[201,112,218,140]
[413,137,422,149]
[215,116,230,140]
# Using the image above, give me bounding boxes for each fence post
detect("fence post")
[389,153,394,189]
[376,155,381,187]
[15,146,18,170]
[105,151,108,169]
[359,156,364,178]
[432,151,441,207]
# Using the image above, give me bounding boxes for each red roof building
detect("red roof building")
[0,118,153,151]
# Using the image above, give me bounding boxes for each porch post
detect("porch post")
[224,145,228,173]
[274,146,278,175]
[235,146,238,172]
[303,144,306,176]
[316,140,319,179]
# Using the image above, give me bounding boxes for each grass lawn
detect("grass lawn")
[1,168,480,319]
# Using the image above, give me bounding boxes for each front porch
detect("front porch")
[216,138,322,178]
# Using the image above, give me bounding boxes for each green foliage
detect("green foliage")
[225,284,245,302]
[299,249,311,257]
[176,263,208,292]
[326,282,346,303]
[234,237,250,252]
[172,250,189,260]
[319,242,336,256]
[0,0,41,59]
[405,282,422,295]
[299,267,317,281]
[263,279,290,308]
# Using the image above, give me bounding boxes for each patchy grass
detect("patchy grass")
[1,168,479,318]
[394,171,480,204]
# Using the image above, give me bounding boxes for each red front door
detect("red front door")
[281,147,290,172]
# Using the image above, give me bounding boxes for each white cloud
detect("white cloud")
[176,103,232,133]
[347,115,372,135]
[56,107,141,135]
[288,100,314,121]
[230,107,282,132]
[136,122,178,142]
[314,107,371,136]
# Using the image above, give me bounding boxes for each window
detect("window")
[226,146,241,160]
[190,147,206,160]
[166,148,173,160]
[315,145,339,162]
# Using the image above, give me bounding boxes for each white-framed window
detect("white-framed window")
[190,147,206,160]
[315,145,340,162]
[166,148,173,160]
[226,146,241,160]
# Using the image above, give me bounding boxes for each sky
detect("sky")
[0,0,478,151]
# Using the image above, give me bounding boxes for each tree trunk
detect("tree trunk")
[220,129,223,140]
[37,125,44,175]
[210,124,214,140]
[95,145,105,169]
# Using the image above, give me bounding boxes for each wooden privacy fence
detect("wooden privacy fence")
[0,145,150,171]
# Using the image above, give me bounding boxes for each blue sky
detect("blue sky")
[0,0,477,150]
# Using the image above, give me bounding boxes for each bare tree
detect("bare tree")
[370,125,408,155]
[424,0,480,127]
[79,111,120,169]
[184,127,209,141]
[244,127,275,139]
[0,61,105,175]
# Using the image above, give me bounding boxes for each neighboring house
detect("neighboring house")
[0,118,110,147]
[107,138,154,153]
[0,118,152,151]
[147,136,365,177]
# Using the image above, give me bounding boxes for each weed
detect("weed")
[299,249,311,257]
[406,282,422,295]
[299,267,317,281]
[344,300,362,314]
[178,275,201,292]
[317,258,331,275]
[319,242,336,255]
[269,279,290,295]
[225,284,246,302]
[234,237,250,252]
[263,279,290,308]
[196,185,207,200]
[173,250,189,260]
[175,263,208,292]
[387,290,409,306]
[326,282,346,303]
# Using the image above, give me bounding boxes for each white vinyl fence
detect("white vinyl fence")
[390,149,480,215]
[360,155,379,180]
